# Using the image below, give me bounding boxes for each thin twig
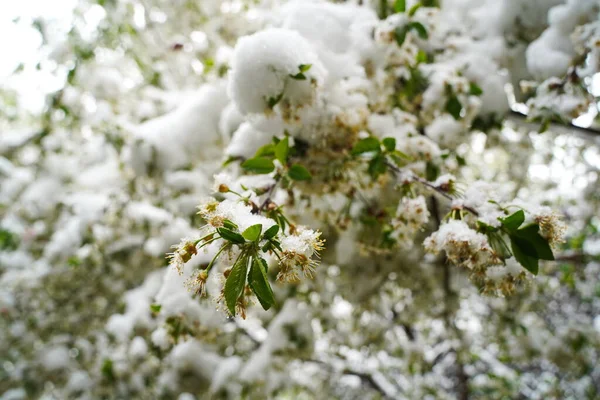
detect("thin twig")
[303,358,400,399]
[259,181,278,211]
[385,161,480,216]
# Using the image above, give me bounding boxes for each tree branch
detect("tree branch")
[507,110,600,136]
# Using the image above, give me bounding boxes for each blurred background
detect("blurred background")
[1,1,600,399]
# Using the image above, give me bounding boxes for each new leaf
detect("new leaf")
[499,210,525,231]
[242,157,275,174]
[510,236,539,275]
[288,164,312,181]
[224,256,249,316]
[242,224,262,242]
[275,136,289,164]
[352,137,380,155]
[217,227,246,244]
[248,257,275,310]
[263,224,280,240]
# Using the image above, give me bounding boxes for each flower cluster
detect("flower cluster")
[424,220,500,270]
[277,227,325,282]
[168,185,323,318]
[533,207,567,248]
[389,195,430,247]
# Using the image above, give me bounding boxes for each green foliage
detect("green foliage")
[425,161,440,181]
[471,114,503,133]
[398,66,429,105]
[254,144,275,157]
[0,229,19,251]
[445,94,463,120]
[510,236,539,275]
[263,224,280,239]
[368,155,388,178]
[408,3,422,16]
[217,227,246,244]
[67,256,82,267]
[469,82,483,96]
[248,258,275,310]
[394,0,406,12]
[266,92,284,108]
[499,210,525,231]
[498,210,555,275]
[511,224,554,261]
[241,157,275,174]
[289,64,312,80]
[223,219,239,231]
[224,255,249,316]
[288,164,312,181]
[275,136,289,164]
[382,137,396,152]
[242,224,262,242]
[101,359,115,382]
[394,22,428,47]
[241,136,311,183]
[351,136,410,179]
[150,304,162,313]
[352,137,381,155]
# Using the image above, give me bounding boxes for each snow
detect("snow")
[228,28,326,115]
[134,83,229,170]
[40,345,71,371]
[526,0,598,79]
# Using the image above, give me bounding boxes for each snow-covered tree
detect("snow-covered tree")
[1,0,600,399]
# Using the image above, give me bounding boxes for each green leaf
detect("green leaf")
[445,95,462,120]
[394,26,408,47]
[241,157,275,174]
[263,224,280,240]
[288,164,312,181]
[223,219,239,231]
[408,3,422,16]
[289,72,307,80]
[394,150,411,160]
[254,144,275,157]
[394,0,406,12]
[477,220,498,234]
[382,137,396,152]
[242,224,262,242]
[224,256,249,316]
[67,256,81,267]
[261,242,272,253]
[266,92,283,108]
[0,229,19,251]
[416,49,428,63]
[499,210,525,231]
[487,232,512,259]
[469,82,483,96]
[289,64,312,80]
[425,161,440,181]
[248,258,275,310]
[513,224,554,261]
[222,155,241,167]
[510,236,539,275]
[150,304,161,313]
[270,239,283,252]
[101,359,115,381]
[368,155,388,178]
[407,22,428,39]
[275,136,289,164]
[352,137,381,155]
[395,22,428,47]
[217,227,246,244]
